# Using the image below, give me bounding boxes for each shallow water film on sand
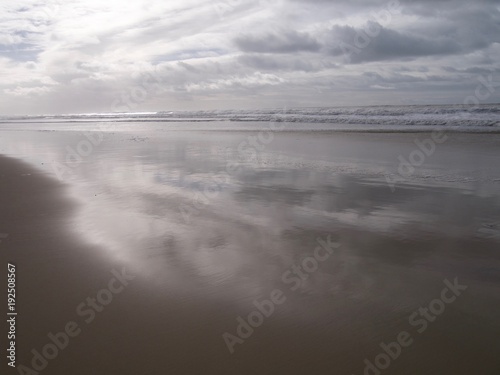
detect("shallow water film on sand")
[1,111,500,374]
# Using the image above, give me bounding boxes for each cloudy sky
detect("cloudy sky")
[1,0,499,114]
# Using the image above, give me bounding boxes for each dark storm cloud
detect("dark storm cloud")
[234,30,321,53]
[328,23,462,63]
[239,0,500,64]
[442,66,500,74]
[399,0,500,16]
[401,6,500,48]
[290,0,500,5]
[238,54,338,72]
[325,2,500,63]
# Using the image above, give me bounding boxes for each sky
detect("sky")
[0,0,499,115]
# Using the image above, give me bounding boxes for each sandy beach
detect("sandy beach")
[1,127,500,374]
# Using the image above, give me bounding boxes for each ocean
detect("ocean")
[1,104,499,132]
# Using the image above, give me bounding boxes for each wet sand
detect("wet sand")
[1,131,500,374]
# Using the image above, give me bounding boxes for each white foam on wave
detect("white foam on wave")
[1,104,499,132]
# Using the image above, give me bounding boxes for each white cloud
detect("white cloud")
[4,85,53,96]
[0,0,499,114]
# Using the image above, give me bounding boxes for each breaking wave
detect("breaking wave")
[1,104,499,131]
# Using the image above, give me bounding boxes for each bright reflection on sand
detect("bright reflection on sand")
[1,126,500,307]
